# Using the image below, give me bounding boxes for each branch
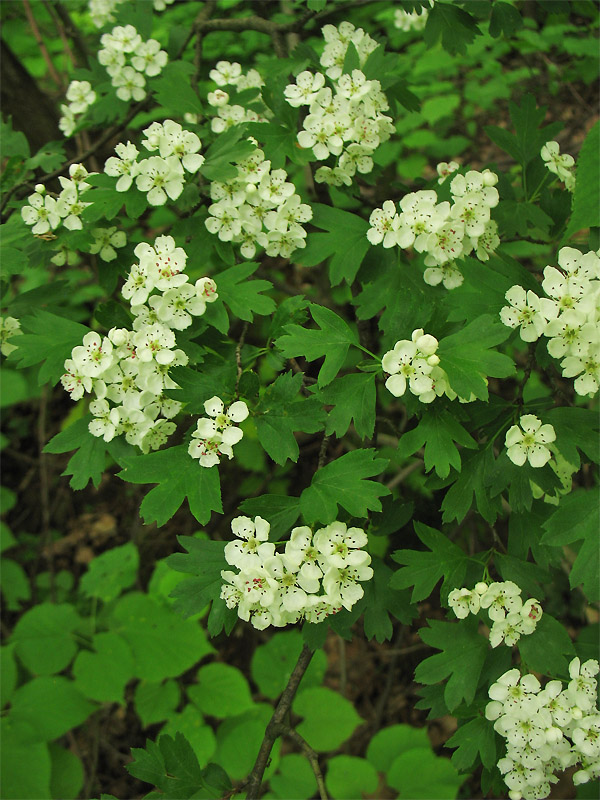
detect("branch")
[51,1,90,68]
[279,725,329,800]
[22,0,64,89]
[245,644,315,799]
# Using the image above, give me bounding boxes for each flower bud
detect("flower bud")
[35,183,46,194]
[427,354,440,367]
[474,581,488,594]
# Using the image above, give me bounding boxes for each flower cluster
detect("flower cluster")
[221,518,373,630]
[21,165,93,235]
[500,247,600,397]
[394,0,434,32]
[104,120,203,205]
[449,581,543,648]
[60,235,217,452]
[205,142,313,259]
[283,23,393,185]
[59,80,96,138]
[541,141,576,192]
[98,25,168,102]
[88,0,174,28]
[188,396,249,467]
[485,658,600,800]
[0,316,22,357]
[367,169,500,290]
[382,327,474,404]
[207,61,266,133]
[505,415,556,469]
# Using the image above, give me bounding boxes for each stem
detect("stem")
[22,0,64,89]
[355,343,380,361]
[245,645,315,799]
[279,725,329,800]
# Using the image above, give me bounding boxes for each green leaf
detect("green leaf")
[489,1,524,38]
[276,304,359,387]
[293,687,362,752]
[362,559,417,643]
[424,2,480,55]
[250,631,326,700]
[0,720,51,800]
[11,311,90,385]
[238,495,301,539]
[397,409,476,479]
[390,522,470,604]
[127,733,205,800]
[269,753,317,800]
[9,677,96,743]
[295,205,370,285]
[166,537,228,620]
[387,748,463,798]
[367,724,430,774]
[11,602,81,675]
[486,94,562,168]
[72,632,135,704]
[215,262,276,323]
[167,360,238,414]
[188,663,253,718]
[438,315,514,400]
[441,448,502,525]
[495,552,549,599]
[1,558,31,609]
[517,613,576,677]
[79,541,139,603]
[316,372,377,440]
[152,61,202,116]
[325,755,378,799]
[110,593,214,681]
[49,742,84,800]
[447,717,497,772]
[118,445,222,526]
[544,406,600,469]
[201,126,255,182]
[255,371,325,464]
[300,449,389,524]
[134,680,180,727]
[215,705,278,781]
[565,121,600,238]
[415,617,488,711]
[161,706,217,769]
[1,645,17,708]
[540,490,599,602]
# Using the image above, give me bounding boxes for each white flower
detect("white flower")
[112,65,146,102]
[505,415,556,468]
[423,262,464,291]
[130,38,168,77]
[66,80,96,113]
[500,285,556,342]
[367,201,402,247]
[0,316,23,357]
[437,160,459,184]
[541,141,575,183]
[382,331,438,402]
[209,60,242,86]
[312,522,369,569]
[105,141,140,191]
[448,587,479,619]
[89,227,127,262]
[21,191,61,234]
[71,332,114,378]
[135,155,184,205]
[480,581,523,621]
[284,71,326,107]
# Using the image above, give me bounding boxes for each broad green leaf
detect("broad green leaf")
[441,447,503,525]
[9,677,96,742]
[201,126,255,182]
[135,680,180,727]
[517,614,576,677]
[161,706,217,767]
[295,204,371,285]
[79,541,139,603]
[167,360,237,415]
[489,1,524,38]
[544,406,600,468]
[424,3,480,55]
[127,733,205,800]
[152,61,202,116]
[214,705,279,780]
[11,602,81,675]
[72,632,135,703]
[1,558,31,609]
[110,593,214,681]
[390,522,470,603]
[118,445,222,526]
[485,94,562,168]
[49,743,84,800]
[447,717,497,772]
[255,371,326,464]
[565,121,600,239]
[294,687,362,752]
[276,304,359,387]
[269,754,317,800]
[300,449,389,524]
[238,495,301,540]
[415,617,488,711]
[325,755,378,800]
[0,720,51,800]
[166,537,228,618]
[367,724,430,773]
[214,262,276,323]
[387,748,463,798]
[316,372,377,440]
[495,552,549,599]
[397,409,476,478]
[540,490,599,602]
[1,645,17,708]
[188,663,253,718]
[11,311,90,385]
[437,315,514,400]
[362,559,417,643]
[250,631,326,700]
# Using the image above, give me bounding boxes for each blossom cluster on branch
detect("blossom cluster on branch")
[486,658,600,800]
[367,168,500,290]
[500,247,600,397]
[448,580,543,648]
[221,518,373,630]
[0,316,22,357]
[188,396,249,468]
[60,235,217,453]
[207,61,266,133]
[21,165,93,234]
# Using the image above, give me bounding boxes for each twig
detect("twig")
[245,645,315,799]
[53,1,90,69]
[22,0,64,89]
[386,457,424,490]
[43,0,77,69]
[279,725,329,800]
[235,321,249,393]
[317,433,330,469]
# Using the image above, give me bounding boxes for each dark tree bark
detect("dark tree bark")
[1,38,62,154]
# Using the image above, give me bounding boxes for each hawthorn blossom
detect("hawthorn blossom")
[505,415,556,468]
